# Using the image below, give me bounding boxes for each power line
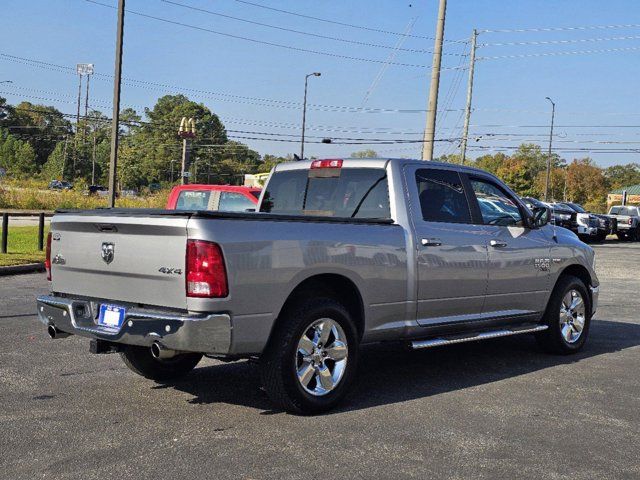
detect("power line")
[162,0,463,55]
[480,34,640,47]
[0,64,469,114]
[84,0,428,68]
[480,23,640,34]
[234,0,467,43]
[479,45,640,60]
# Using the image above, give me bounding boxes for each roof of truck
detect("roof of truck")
[273,157,491,175]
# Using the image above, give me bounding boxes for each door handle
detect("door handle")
[489,239,508,248]
[421,238,442,247]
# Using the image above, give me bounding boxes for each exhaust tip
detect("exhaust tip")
[47,324,70,339]
[151,341,177,360]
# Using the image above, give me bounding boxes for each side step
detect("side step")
[411,325,548,350]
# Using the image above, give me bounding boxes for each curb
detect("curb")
[0,263,45,277]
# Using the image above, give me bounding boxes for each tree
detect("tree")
[565,158,608,212]
[256,154,291,173]
[604,163,640,190]
[8,102,72,168]
[350,149,378,158]
[473,152,508,176]
[0,129,37,177]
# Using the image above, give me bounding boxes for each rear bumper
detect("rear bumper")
[36,295,231,354]
[590,285,599,317]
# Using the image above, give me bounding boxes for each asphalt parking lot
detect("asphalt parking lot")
[1,241,639,479]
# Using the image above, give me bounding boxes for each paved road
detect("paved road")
[1,244,639,479]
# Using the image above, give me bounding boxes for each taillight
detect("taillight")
[186,240,228,298]
[310,159,343,169]
[45,232,52,281]
[629,218,633,225]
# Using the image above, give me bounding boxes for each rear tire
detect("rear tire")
[260,297,359,415]
[120,345,202,381]
[617,232,630,241]
[536,275,591,354]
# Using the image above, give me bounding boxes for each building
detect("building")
[607,185,640,207]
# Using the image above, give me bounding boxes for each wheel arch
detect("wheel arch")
[555,263,593,304]
[272,273,366,342]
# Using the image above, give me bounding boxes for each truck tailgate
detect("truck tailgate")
[49,213,189,309]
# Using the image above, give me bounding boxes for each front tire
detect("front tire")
[536,275,591,354]
[120,345,202,381]
[260,297,359,415]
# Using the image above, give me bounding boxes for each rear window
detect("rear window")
[610,206,637,216]
[260,168,390,219]
[176,190,212,210]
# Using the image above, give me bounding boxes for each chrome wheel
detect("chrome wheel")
[559,289,586,344]
[296,318,348,396]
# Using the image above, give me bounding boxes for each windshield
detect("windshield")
[563,202,586,213]
[260,168,391,219]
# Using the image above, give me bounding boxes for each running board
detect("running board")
[411,325,548,350]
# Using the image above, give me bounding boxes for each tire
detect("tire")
[617,233,628,242]
[120,345,202,382]
[536,275,591,354]
[260,297,359,415]
[596,232,607,242]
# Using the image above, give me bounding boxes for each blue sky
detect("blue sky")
[2,0,640,166]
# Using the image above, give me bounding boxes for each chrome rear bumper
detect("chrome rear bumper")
[36,295,231,354]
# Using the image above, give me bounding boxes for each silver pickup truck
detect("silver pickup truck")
[608,205,640,241]
[37,158,599,414]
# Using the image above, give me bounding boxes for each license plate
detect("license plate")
[98,304,126,329]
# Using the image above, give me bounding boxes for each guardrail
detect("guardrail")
[1,211,54,254]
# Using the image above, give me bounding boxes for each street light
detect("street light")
[544,96,556,202]
[300,72,321,160]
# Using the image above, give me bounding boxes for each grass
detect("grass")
[0,226,49,267]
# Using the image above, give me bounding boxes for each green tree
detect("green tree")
[604,163,640,190]
[0,129,37,177]
[350,149,378,158]
[566,158,608,212]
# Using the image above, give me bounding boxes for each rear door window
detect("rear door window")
[260,168,390,219]
[218,192,256,212]
[415,169,471,224]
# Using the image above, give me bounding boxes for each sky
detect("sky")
[2,0,640,167]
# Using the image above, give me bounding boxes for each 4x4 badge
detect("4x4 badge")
[101,242,115,264]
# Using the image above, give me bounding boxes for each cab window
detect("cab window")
[415,169,471,224]
[218,192,256,212]
[470,178,523,227]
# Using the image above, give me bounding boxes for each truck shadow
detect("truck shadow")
[159,319,640,414]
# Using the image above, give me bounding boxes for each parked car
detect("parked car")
[87,185,108,196]
[48,180,73,191]
[607,205,640,241]
[550,202,598,242]
[166,184,261,212]
[559,202,615,242]
[37,158,599,414]
[523,198,575,232]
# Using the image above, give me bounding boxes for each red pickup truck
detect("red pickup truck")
[166,185,261,212]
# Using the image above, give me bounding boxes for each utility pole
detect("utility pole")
[107,0,125,208]
[179,117,196,185]
[544,97,556,202]
[74,72,82,176]
[421,0,447,161]
[459,29,478,165]
[61,135,68,180]
[83,66,94,144]
[301,72,321,160]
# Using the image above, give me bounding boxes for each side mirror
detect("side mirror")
[532,206,550,228]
